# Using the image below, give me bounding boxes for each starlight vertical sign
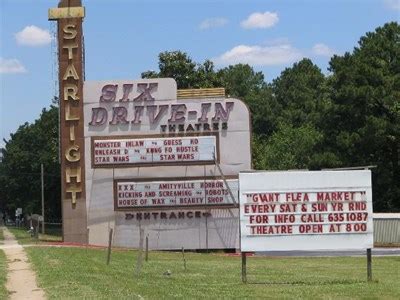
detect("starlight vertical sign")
[49,0,87,243]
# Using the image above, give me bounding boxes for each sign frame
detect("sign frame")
[113,176,239,211]
[91,132,220,168]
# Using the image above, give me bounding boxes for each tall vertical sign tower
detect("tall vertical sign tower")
[49,0,87,243]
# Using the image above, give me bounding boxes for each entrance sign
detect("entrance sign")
[239,170,373,251]
[115,178,238,209]
[92,134,218,167]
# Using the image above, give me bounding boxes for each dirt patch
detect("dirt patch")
[0,227,45,300]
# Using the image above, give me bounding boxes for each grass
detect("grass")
[8,226,400,299]
[25,247,400,299]
[0,250,7,299]
[0,228,4,242]
[7,226,62,245]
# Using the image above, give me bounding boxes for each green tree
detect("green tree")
[262,123,323,170]
[328,22,400,211]
[217,64,276,136]
[254,58,339,170]
[142,51,221,89]
[217,64,265,99]
[271,58,332,128]
[0,106,61,220]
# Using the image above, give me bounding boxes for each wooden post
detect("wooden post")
[35,224,39,239]
[41,163,45,234]
[367,248,372,281]
[86,228,89,253]
[106,228,113,265]
[205,214,209,252]
[134,228,145,276]
[241,252,247,283]
[145,235,149,262]
[182,247,187,271]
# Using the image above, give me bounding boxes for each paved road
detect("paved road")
[257,248,400,257]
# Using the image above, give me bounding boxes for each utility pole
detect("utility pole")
[41,163,45,234]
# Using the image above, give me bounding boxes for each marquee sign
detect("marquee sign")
[239,170,373,251]
[92,134,218,167]
[114,178,238,209]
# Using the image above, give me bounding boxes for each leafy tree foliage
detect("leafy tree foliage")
[261,58,340,170]
[217,64,265,99]
[328,22,400,211]
[216,64,276,136]
[142,51,221,89]
[263,123,323,170]
[0,106,61,220]
[271,59,331,128]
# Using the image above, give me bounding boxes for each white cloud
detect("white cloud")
[264,37,291,46]
[384,0,400,10]
[214,43,303,66]
[199,18,228,30]
[312,43,335,57]
[0,58,27,74]
[241,11,279,29]
[15,25,52,46]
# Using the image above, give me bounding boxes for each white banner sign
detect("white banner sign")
[239,170,373,251]
[93,135,217,167]
[115,179,238,209]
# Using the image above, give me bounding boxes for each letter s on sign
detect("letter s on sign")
[100,84,118,102]
[63,24,77,40]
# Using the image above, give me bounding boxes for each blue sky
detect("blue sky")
[0,0,399,144]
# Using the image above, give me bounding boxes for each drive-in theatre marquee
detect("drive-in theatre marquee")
[85,80,250,249]
[50,0,251,249]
